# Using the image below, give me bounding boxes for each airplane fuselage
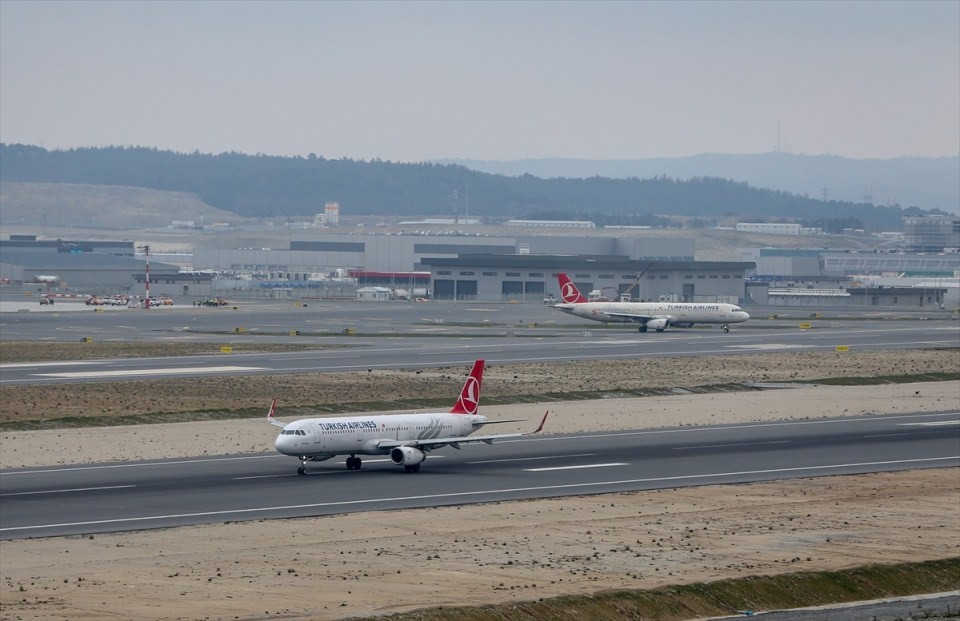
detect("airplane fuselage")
[275,412,486,460]
[553,301,750,329]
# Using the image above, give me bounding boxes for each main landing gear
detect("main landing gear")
[296,455,363,475]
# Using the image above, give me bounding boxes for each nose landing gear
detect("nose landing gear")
[295,455,363,475]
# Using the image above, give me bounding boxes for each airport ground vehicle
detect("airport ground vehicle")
[199,297,228,307]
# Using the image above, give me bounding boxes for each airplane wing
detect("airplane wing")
[376,411,549,451]
[599,311,655,323]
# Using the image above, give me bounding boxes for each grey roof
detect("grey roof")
[420,254,755,271]
[0,248,178,272]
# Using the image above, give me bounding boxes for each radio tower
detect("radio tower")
[139,244,151,309]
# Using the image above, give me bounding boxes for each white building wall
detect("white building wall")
[736,223,802,235]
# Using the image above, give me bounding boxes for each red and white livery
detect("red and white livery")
[268,359,547,475]
[551,273,750,333]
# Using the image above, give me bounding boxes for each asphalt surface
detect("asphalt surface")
[1,298,957,386]
[2,411,957,539]
[706,592,960,621]
[2,296,958,541]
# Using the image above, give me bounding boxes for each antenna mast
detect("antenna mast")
[138,244,151,309]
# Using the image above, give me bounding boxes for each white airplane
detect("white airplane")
[268,359,548,475]
[551,272,750,333]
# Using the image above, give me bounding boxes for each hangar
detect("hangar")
[420,254,754,303]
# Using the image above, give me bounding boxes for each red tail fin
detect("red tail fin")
[557,273,587,303]
[450,359,484,415]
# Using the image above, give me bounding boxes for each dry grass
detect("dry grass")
[1,346,956,425]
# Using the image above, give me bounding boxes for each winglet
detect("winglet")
[267,398,286,428]
[526,410,549,435]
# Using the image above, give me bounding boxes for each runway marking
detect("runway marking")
[672,441,791,450]
[525,462,627,472]
[1,485,135,497]
[468,453,596,464]
[4,456,956,533]
[518,412,960,443]
[34,366,267,379]
[0,454,279,476]
[726,344,814,350]
[900,420,960,427]
[234,457,423,480]
[0,361,100,369]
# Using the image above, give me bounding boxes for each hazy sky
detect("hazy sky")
[2,0,958,162]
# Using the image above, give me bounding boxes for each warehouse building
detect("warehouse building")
[192,232,696,280]
[420,254,753,303]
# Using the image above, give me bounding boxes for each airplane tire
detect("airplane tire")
[723,325,730,333]
[297,466,305,476]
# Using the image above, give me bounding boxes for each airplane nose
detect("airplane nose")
[739,311,751,320]
[275,434,296,455]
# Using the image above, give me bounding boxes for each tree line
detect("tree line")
[0,144,929,230]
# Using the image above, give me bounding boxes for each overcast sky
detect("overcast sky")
[1,0,958,162]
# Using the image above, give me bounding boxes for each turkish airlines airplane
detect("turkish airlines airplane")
[552,272,750,333]
[268,359,548,475]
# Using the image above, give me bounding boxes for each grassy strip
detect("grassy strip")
[0,341,353,363]
[3,374,956,432]
[364,558,960,621]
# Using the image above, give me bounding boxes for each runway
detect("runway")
[2,297,957,540]
[1,309,957,385]
[2,411,957,540]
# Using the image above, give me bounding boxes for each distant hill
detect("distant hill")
[0,182,249,229]
[0,144,945,232]
[437,153,960,214]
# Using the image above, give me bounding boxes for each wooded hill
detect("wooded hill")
[0,144,934,231]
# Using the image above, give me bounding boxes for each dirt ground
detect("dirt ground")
[1,348,956,424]
[0,352,958,621]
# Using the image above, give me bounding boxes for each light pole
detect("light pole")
[139,244,151,309]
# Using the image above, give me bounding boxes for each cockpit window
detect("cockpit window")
[281,429,306,435]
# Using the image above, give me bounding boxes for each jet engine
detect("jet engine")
[391,446,426,466]
[646,318,670,332]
